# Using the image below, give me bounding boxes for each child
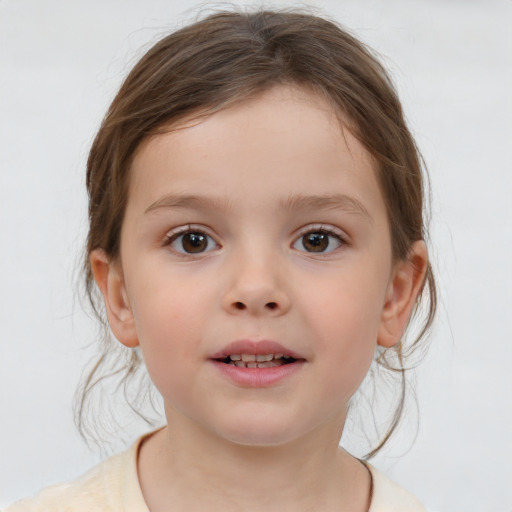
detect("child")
[6,8,436,512]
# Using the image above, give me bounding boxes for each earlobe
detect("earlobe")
[89,249,139,348]
[377,241,428,348]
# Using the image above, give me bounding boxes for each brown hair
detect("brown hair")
[77,8,437,457]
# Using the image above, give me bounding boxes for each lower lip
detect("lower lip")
[210,360,305,387]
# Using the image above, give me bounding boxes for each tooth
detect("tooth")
[230,354,242,361]
[257,361,281,368]
[283,355,291,359]
[256,354,273,362]
[247,362,257,368]
[274,353,284,359]
[242,354,256,362]
[234,361,246,368]
[228,361,235,366]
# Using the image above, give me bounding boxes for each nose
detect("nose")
[221,252,291,317]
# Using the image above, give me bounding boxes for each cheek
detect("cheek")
[300,266,387,394]
[127,273,212,389]
[318,309,377,398]
[313,324,377,410]
[310,273,385,344]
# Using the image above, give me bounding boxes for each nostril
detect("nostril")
[230,301,280,312]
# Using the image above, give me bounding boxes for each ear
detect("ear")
[90,249,139,348]
[377,240,428,348]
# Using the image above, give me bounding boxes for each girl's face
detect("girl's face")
[94,85,424,447]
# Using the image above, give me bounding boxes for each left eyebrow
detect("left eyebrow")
[280,193,372,223]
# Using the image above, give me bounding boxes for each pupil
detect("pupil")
[304,232,328,252]
[183,233,207,253]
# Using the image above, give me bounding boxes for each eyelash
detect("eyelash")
[293,224,347,254]
[163,225,218,255]
[163,224,348,256]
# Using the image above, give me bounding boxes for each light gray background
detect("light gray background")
[1,1,511,511]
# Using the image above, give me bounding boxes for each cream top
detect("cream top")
[5,432,426,512]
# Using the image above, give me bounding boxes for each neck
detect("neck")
[137,409,371,512]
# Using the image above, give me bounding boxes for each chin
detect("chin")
[210,414,306,448]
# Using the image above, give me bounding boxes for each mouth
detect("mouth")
[209,340,306,387]
[210,339,305,366]
[214,353,299,368]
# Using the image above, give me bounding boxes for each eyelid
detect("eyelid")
[294,223,348,241]
[164,223,211,239]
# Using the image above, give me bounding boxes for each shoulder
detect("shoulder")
[3,435,149,512]
[3,452,125,512]
[367,464,426,512]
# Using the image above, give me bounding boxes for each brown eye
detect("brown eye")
[302,232,328,252]
[293,230,343,253]
[168,231,217,254]
[182,233,207,253]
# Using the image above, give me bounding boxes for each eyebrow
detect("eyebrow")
[145,194,233,214]
[280,193,371,221]
[145,192,372,222]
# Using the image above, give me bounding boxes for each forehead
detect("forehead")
[127,85,386,222]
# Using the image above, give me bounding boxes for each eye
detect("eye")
[292,228,344,253]
[165,229,218,254]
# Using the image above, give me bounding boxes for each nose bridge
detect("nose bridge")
[222,235,290,316]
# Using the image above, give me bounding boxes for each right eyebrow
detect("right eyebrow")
[144,194,233,215]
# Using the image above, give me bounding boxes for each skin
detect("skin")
[91,85,427,511]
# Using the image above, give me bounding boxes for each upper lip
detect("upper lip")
[210,339,304,360]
